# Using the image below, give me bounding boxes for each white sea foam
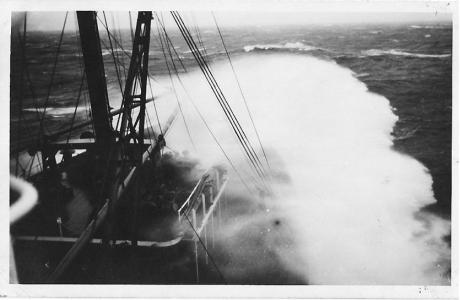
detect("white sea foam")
[244,42,317,52]
[22,106,87,115]
[149,54,450,284]
[362,49,451,58]
[410,25,447,29]
[101,48,132,57]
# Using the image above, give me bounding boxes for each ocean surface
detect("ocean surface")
[10,17,453,284]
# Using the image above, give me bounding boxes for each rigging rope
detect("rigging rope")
[38,11,69,136]
[65,13,91,145]
[156,15,256,193]
[16,22,41,122]
[74,13,94,137]
[15,14,44,173]
[171,12,270,191]
[147,77,163,135]
[211,12,271,172]
[113,13,128,81]
[103,12,124,96]
[145,102,158,143]
[128,11,134,43]
[156,12,188,73]
[154,16,197,152]
[15,13,27,176]
[96,14,132,59]
[183,213,227,284]
[171,12,267,181]
[190,13,210,63]
[66,73,86,143]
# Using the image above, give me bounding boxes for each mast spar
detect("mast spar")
[47,11,160,282]
[120,11,152,153]
[11,11,231,284]
[76,11,114,148]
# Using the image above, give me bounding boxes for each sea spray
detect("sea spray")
[149,53,450,284]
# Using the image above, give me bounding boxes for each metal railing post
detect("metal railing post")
[192,208,199,283]
[201,193,208,265]
[210,186,215,248]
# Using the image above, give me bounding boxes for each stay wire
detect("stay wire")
[15,29,46,172]
[154,17,197,152]
[155,13,258,192]
[171,12,269,190]
[114,13,127,81]
[128,12,134,43]
[171,12,266,189]
[16,27,40,121]
[183,213,227,284]
[190,13,209,62]
[147,76,163,135]
[156,12,188,73]
[96,14,132,59]
[73,12,94,137]
[74,12,94,136]
[171,12,267,181]
[158,24,256,194]
[144,104,158,143]
[66,73,86,143]
[38,11,69,135]
[103,12,124,96]
[178,14,268,188]
[212,12,271,172]
[15,13,27,176]
[158,15,260,190]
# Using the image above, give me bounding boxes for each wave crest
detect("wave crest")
[244,42,317,53]
[361,49,451,58]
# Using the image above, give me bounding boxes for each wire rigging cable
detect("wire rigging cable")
[183,213,227,284]
[147,77,163,136]
[154,16,197,151]
[66,74,86,144]
[16,14,41,122]
[15,13,28,176]
[102,12,125,96]
[156,14,256,193]
[171,11,270,192]
[211,12,271,172]
[66,13,91,144]
[38,11,69,136]
[171,12,267,184]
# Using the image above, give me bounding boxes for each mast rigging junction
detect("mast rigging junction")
[10,11,272,284]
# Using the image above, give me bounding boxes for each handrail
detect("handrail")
[177,168,210,220]
[10,175,39,284]
[10,176,38,225]
[196,178,228,235]
[178,176,204,219]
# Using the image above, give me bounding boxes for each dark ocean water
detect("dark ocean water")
[10,21,452,222]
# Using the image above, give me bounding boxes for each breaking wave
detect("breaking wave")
[22,106,87,115]
[101,48,132,57]
[410,25,448,29]
[151,53,451,285]
[361,49,451,58]
[244,42,318,52]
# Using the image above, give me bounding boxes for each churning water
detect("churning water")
[150,53,451,285]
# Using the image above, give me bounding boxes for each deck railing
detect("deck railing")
[177,167,228,283]
[10,176,39,283]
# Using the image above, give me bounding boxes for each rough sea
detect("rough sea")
[10,19,452,284]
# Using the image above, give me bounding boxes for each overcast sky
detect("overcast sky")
[12,11,451,32]
[11,0,453,32]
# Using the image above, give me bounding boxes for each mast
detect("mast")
[119,11,152,160]
[76,11,114,147]
[48,11,159,281]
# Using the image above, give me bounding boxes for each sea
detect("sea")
[10,18,453,285]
